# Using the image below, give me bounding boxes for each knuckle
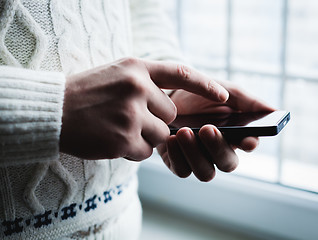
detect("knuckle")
[143,147,154,159]
[177,64,191,81]
[118,133,130,150]
[106,147,122,159]
[116,110,133,129]
[150,124,170,148]
[133,146,153,161]
[207,79,217,94]
[107,133,130,159]
[116,102,141,130]
[127,100,142,118]
[123,74,139,88]
[122,74,147,96]
[121,57,141,67]
[135,82,148,95]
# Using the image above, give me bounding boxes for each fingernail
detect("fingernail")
[177,128,194,143]
[209,126,216,137]
[185,128,194,139]
[219,87,229,102]
[200,125,215,140]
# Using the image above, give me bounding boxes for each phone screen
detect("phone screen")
[169,111,290,137]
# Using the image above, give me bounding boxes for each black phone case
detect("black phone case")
[169,111,290,137]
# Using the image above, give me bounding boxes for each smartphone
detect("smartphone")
[169,110,290,138]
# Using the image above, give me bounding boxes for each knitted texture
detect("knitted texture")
[0,67,65,166]
[0,0,182,239]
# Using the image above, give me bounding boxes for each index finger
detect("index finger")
[143,60,229,102]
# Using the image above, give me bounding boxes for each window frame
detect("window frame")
[139,157,318,239]
[175,0,318,191]
[139,1,318,239]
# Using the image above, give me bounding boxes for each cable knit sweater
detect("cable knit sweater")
[0,0,182,239]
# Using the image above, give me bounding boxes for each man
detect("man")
[0,0,273,239]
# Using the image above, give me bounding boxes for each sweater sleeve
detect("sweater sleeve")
[130,0,184,62]
[0,66,65,166]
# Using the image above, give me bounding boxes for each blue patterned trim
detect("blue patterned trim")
[1,181,129,237]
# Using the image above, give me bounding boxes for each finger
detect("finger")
[236,137,259,152]
[157,142,167,156]
[220,81,275,112]
[176,128,216,182]
[167,135,192,178]
[144,61,229,102]
[199,125,239,173]
[157,143,171,169]
[125,135,153,161]
[147,81,177,124]
[142,111,170,148]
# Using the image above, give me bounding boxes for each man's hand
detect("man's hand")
[60,58,228,160]
[157,81,275,182]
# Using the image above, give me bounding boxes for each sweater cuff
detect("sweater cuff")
[0,66,65,166]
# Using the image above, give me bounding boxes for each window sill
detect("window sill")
[138,155,318,240]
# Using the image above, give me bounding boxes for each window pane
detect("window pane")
[281,79,318,192]
[235,141,279,182]
[232,0,282,74]
[174,0,318,192]
[180,0,227,69]
[287,0,318,78]
[231,73,281,182]
[200,70,227,82]
[231,73,281,108]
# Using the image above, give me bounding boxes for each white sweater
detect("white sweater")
[0,0,182,239]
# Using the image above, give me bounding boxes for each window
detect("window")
[169,0,318,193]
[139,1,318,239]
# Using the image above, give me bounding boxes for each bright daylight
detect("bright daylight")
[139,1,318,240]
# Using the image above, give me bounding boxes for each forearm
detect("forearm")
[0,66,65,166]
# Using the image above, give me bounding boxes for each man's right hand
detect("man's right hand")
[60,58,228,160]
